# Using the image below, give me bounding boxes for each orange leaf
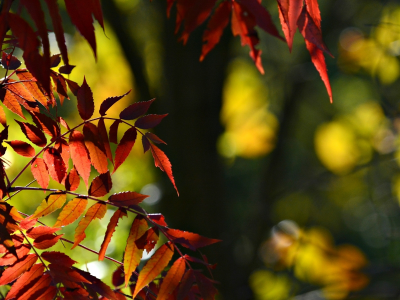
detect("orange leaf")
[54,197,88,227]
[72,202,107,248]
[55,138,70,167]
[6,140,35,157]
[4,263,44,300]
[89,171,112,197]
[65,167,81,191]
[124,216,148,287]
[98,208,127,261]
[41,251,77,267]
[33,233,64,249]
[157,257,186,300]
[43,147,66,183]
[0,106,6,127]
[15,69,49,109]
[77,77,94,120]
[0,253,38,285]
[113,127,137,173]
[29,192,66,220]
[1,87,25,119]
[69,130,91,186]
[133,244,174,298]
[31,158,49,190]
[108,191,148,207]
[83,123,108,174]
[0,244,30,266]
[26,226,61,239]
[150,144,178,195]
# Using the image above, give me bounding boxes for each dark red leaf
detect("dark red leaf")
[98,118,113,163]
[113,127,137,173]
[15,120,46,147]
[177,269,196,300]
[109,119,121,144]
[142,136,150,153]
[1,51,21,70]
[200,1,231,61]
[65,167,80,191]
[49,263,91,284]
[65,78,80,96]
[50,54,61,68]
[99,90,131,116]
[33,233,63,250]
[30,111,60,138]
[69,130,91,186]
[31,158,49,190]
[194,271,218,300]
[119,98,155,120]
[108,191,148,207]
[83,123,109,174]
[145,132,166,144]
[166,229,220,250]
[135,227,159,252]
[91,0,105,30]
[43,147,66,183]
[55,138,70,167]
[148,213,168,227]
[75,269,117,299]
[112,267,125,287]
[0,106,6,127]
[77,77,94,120]
[41,251,77,267]
[150,144,178,195]
[6,140,35,157]
[135,114,168,129]
[59,64,76,74]
[89,171,112,197]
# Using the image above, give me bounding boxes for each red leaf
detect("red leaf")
[112,267,124,287]
[75,269,117,299]
[49,263,91,284]
[150,144,178,195]
[194,271,218,300]
[145,132,166,144]
[200,1,231,61]
[132,243,174,298]
[231,2,264,74]
[177,269,196,300]
[157,257,186,300]
[43,147,66,183]
[0,244,30,266]
[124,216,148,287]
[54,197,88,227]
[304,40,332,103]
[57,116,70,130]
[30,111,60,138]
[73,202,107,248]
[135,227,159,252]
[1,87,25,119]
[15,120,46,147]
[26,284,57,300]
[55,138,70,167]
[277,0,303,51]
[1,52,21,69]
[119,98,155,120]
[89,171,112,197]
[109,120,121,144]
[4,263,44,300]
[5,80,40,113]
[99,208,127,261]
[0,253,38,285]
[29,192,66,220]
[26,226,61,239]
[135,114,168,129]
[77,77,94,120]
[19,218,37,230]
[98,118,113,163]
[69,130,91,186]
[113,127,137,173]
[148,214,168,227]
[50,54,61,68]
[64,0,97,56]
[91,0,105,30]
[83,123,109,174]
[108,191,148,207]
[65,167,81,191]
[65,78,80,95]
[166,229,220,250]
[33,233,63,249]
[6,140,35,157]
[142,135,150,153]
[41,251,77,267]
[0,106,6,127]
[99,90,132,116]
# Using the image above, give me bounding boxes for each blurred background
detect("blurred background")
[5,0,400,299]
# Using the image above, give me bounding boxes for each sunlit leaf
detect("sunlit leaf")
[108,191,148,207]
[54,197,88,227]
[6,140,35,157]
[0,254,38,285]
[29,192,66,220]
[89,171,112,197]
[69,130,91,186]
[157,257,186,300]
[26,226,61,239]
[150,144,178,195]
[43,147,66,183]
[113,127,137,173]
[33,234,63,249]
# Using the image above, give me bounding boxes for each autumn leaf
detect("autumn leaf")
[33,233,64,249]
[157,257,186,300]
[26,226,61,239]
[83,123,108,174]
[0,253,38,285]
[98,118,113,163]
[109,119,121,144]
[132,243,174,298]
[30,112,59,138]
[145,132,166,145]
[4,263,44,300]
[108,191,148,207]
[98,208,127,261]
[165,229,220,251]
[54,197,88,227]
[69,130,91,186]
[1,87,25,119]
[135,227,159,253]
[31,158,49,190]
[65,167,81,191]
[77,77,94,120]
[41,251,77,267]
[0,244,30,266]
[0,106,6,127]
[6,140,35,157]
[15,120,46,147]
[55,137,70,167]
[119,98,155,120]
[43,147,66,183]
[135,114,168,129]
[99,90,131,116]
[19,278,56,300]
[72,202,107,248]
[148,214,168,227]
[277,0,303,51]
[142,135,150,153]
[150,144,178,195]
[194,271,218,300]
[29,192,66,220]
[89,171,112,197]
[75,268,117,299]
[113,127,137,173]
[49,263,91,284]
[176,269,196,300]
[124,216,148,287]
[15,69,49,109]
